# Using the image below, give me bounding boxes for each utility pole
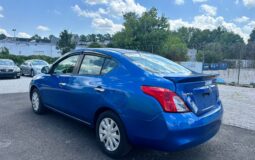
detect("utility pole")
[12,29,16,41]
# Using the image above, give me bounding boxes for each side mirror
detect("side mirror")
[41,66,50,74]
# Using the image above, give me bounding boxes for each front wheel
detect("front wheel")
[15,73,20,79]
[31,88,46,114]
[21,70,24,76]
[96,111,131,158]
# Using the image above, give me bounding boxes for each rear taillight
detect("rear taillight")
[141,86,189,113]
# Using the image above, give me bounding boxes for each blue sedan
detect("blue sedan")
[29,48,223,158]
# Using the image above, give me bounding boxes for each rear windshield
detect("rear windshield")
[0,60,14,66]
[124,53,192,75]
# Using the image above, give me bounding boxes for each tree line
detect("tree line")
[1,7,255,63]
[56,8,255,63]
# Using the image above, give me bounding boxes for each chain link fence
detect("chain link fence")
[202,43,255,86]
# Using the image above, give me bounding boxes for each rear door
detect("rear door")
[62,53,107,121]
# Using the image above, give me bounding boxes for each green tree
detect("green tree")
[246,29,255,61]
[111,8,169,53]
[103,33,112,41]
[80,35,87,42]
[56,30,76,55]
[49,35,58,43]
[31,34,42,42]
[97,34,105,42]
[87,34,97,42]
[160,35,188,61]
[248,28,255,42]
[88,42,102,48]
[0,34,6,40]
[0,47,10,55]
[196,43,223,63]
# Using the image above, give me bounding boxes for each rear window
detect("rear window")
[124,53,192,75]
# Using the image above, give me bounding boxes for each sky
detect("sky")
[0,0,255,42]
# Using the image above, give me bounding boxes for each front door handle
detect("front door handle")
[59,82,67,87]
[94,86,105,92]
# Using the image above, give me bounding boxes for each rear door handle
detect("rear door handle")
[94,86,105,92]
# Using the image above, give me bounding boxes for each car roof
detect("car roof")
[73,48,143,57]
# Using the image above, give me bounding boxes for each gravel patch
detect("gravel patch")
[219,85,255,131]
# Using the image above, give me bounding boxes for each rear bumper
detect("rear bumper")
[0,72,20,78]
[125,102,223,151]
[157,108,222,151]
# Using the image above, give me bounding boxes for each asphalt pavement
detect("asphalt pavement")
[0,92,255,160]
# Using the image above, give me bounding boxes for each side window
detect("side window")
[79,55,105,75]
[101,59,117,74]
[53,55,79,74]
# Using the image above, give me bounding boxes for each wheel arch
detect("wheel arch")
[93,106,122,128]
[29,85,38,100]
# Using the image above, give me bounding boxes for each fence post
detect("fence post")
[237,44,243,85]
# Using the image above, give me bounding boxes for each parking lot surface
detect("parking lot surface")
[0,77,31,94]
[1,77,254,131]
[219,85,255,130]
[0,93,255,160]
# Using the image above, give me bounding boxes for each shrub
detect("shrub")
[0,54,58,65]
[0,47,10,55]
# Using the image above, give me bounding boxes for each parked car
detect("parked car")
[0,59,21,79]
[29,48,223,158]
[20,59,49,77]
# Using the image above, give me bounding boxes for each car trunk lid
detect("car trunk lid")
[164,73,219,115]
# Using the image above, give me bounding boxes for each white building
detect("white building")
[0,39,60,57]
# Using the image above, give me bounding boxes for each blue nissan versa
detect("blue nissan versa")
[29,48,223,158]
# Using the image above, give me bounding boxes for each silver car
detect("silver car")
[0,59,21,79]
[20,59,49,77]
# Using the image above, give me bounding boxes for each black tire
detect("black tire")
[15,73,20,79]
[21,70,24,76]
[31,70,34,77]
[96,111,132,158]
[30,88,46,114]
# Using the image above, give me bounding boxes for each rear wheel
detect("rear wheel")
[96,111,131,158]
[31,88,45,114]
[31,70,34,77]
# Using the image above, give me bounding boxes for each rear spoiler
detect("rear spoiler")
[164,73,219,83]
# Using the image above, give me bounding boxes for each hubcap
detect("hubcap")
[32,92,39,111]
[99,118,120,151]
